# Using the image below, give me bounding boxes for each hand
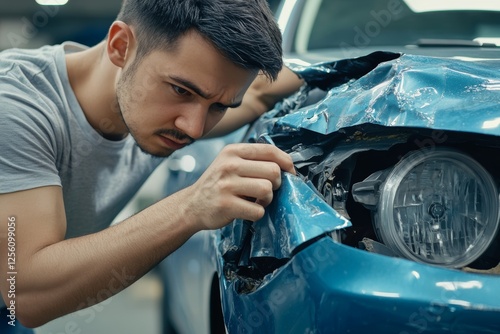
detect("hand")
[182,143,295,230]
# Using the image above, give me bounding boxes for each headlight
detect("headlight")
[355,148,500,268]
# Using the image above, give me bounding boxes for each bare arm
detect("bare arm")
[0,143,294,328]
[205,66,303,138]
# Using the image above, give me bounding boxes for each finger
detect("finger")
[239,180,274,209]
[224,143,296,175]
[227,178,274,205]
[255,191,274,208]
[239,186,274,209]
[226,160,282,190]
[230,197,266,222]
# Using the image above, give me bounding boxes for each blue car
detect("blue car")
[159,1,500,333]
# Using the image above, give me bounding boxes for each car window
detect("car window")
[294,0,500,52]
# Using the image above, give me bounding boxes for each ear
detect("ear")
[106,21,136,68]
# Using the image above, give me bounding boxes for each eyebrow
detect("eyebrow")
[170,75,243,109]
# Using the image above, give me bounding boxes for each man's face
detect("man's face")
[115,31,257,157]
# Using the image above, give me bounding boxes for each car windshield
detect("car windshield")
[289,0,500,52]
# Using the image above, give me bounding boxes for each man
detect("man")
[0,0,302,331]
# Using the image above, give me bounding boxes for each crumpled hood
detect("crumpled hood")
[219,51,500,289]
[270,52,500,136]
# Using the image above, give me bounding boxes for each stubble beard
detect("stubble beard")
[115,61,194,158]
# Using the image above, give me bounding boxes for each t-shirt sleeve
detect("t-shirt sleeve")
[0,78,62,194]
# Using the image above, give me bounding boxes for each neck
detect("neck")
[65,42,129,140]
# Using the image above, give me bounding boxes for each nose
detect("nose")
[173,104,207,140]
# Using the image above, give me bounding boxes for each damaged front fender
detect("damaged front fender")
[219,173,350,293]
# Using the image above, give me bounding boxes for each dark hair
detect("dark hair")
[116,0,283,80]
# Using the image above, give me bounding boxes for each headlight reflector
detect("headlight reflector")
[375,148,500,268]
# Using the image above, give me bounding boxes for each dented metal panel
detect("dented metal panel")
[216,52,500,333]
[220,173,350,261]
[268,53,500,137]
[221,238,500,333]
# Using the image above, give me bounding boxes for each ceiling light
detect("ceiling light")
[404,0,500,13]
[36,0,69,5]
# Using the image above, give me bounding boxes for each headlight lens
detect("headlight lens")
[375,148,500,268]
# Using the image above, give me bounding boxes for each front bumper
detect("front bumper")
[220,237,500,334]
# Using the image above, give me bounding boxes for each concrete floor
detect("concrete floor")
[35,272,163,334]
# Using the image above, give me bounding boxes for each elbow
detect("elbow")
[13,294,54,328]
[17,315,49,330]
[17,314,49,329]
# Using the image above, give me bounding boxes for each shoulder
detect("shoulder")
[0,45,69,131]
[0,44,62,77]
[0,44,64,105]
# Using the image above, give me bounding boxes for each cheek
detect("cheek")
[116,83,146,120]
[122,79,161,109]
[127,70,163,103]
[128,87,170,119]
[127,85,153,105]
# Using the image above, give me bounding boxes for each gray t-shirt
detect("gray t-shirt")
[0,42,163,239]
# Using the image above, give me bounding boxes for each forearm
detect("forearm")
[16,191,198,328]
[4,142,296,328]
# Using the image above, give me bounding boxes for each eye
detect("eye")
[172,85,191,96]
